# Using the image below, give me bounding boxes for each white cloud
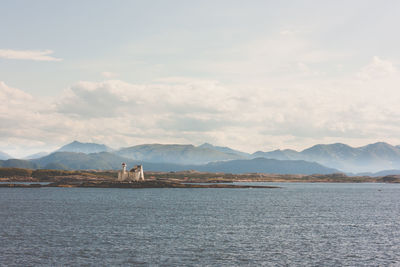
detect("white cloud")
[57,81,130,118]
[357,56,397,80]
[186,33,351,87]
[2,57,400,157]
[280,30,295,35]
[0,82,62,156]
[0,49,62,61]
[297,62,323,76]
[101,71,119,78]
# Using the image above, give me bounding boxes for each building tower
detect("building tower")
[117,163,145,182]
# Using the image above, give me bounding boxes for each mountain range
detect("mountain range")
[0,152,337,175]
[57,141,112,154]
[24,152,50,160]
[253,142,400,173]
[116,144,244,164]
[2,140,400,174]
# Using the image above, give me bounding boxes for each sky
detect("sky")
[2,0,400,157]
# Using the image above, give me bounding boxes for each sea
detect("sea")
[1,182,400,266]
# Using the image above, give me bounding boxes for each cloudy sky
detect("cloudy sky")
[2,0,400,157]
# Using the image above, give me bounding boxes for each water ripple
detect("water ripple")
[1,183,400,266]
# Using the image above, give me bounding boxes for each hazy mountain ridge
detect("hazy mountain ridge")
[253,142,400,173]
[32,152,130,170]
[198,143,251,158]
[3,152,399,176]
[0,159,39,169]
[195,157,338,174]
[3,141,400,173]
[116,144,245,165]
[2,151,338,175]
[24,152,50,159]
[57,141,112,154]
[252,149,298,161]
[367,169,400,177]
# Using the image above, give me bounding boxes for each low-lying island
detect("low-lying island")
[0,180,280,189]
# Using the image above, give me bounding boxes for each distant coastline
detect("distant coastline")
[0,180,279,189]
[1,167,400,185]
[4,141,400,175]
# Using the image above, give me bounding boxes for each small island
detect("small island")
[0,180,279,189]
[0,163,279,189]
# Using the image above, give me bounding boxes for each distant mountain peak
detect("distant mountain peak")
[57,141,112,154]
[198,142,213,147]
[303,142,351,150]
[362,141,392,148]
[370,141,390,145]
[198,143,250,158]
[69,140,100,145]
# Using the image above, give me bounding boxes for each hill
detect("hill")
[252,149,299,161]
[252,142,400,173]
[195,157,338,174]
[8,141,400,173]
[0,159,38,169]
[197,143,250,158]
[116,144,245,165]
[26,151,338,174]
[57,141,112,154]
[24,152,49,159]
[32,152,130,170]
[368,169,400,177]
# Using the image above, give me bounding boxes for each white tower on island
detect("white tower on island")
[117,162,145,182]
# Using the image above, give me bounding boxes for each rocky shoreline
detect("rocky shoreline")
[0,180,279,189]
[2,167,400,185]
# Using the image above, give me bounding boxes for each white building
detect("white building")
[117,163,145,182]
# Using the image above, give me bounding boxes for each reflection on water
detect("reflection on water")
[1,183,400,266]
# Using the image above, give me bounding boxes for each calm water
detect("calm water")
[1,183,400,266]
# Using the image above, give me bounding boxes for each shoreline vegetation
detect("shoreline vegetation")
[0,168,400,188]
[0,180,279,189]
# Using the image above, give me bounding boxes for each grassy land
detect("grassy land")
[1,167,400,183]
[0,168,116,182]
